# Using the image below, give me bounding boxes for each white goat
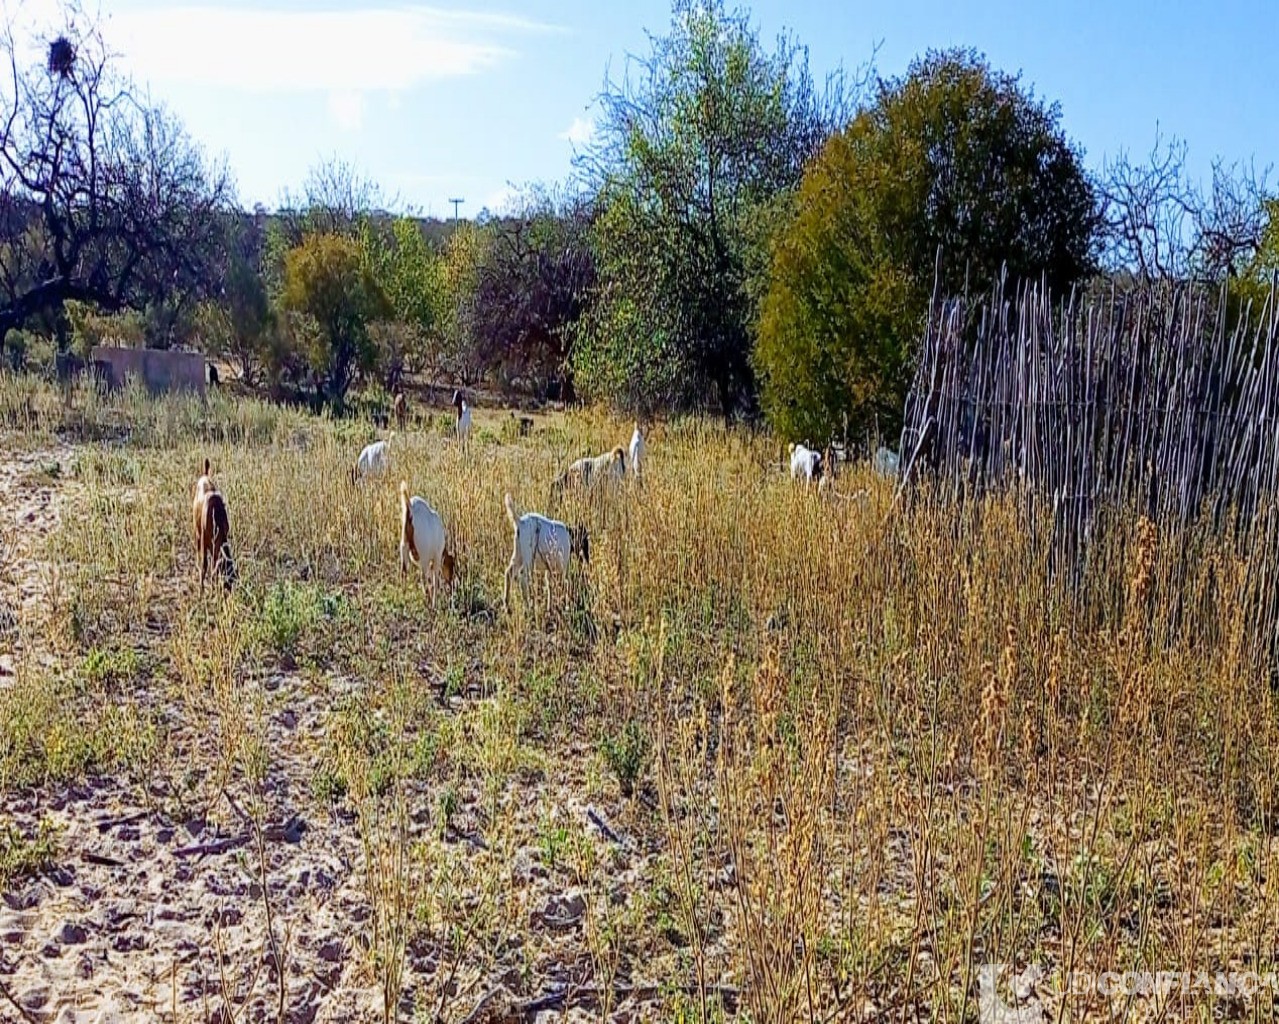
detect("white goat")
[453,390,472,448]
[788,443,824,486]
[352,437,392,484]
[502,493,590,613]
[399,481,455,603]
[629,422,645,481]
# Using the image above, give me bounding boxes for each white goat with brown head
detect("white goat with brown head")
[399,481,455,605]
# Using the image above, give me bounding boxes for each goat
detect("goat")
[789,443,824,486]
[553,447,626,496]
[629,422,645,481]
[399,481,455,604]
[510,411,534,437]
[192,458,236,593]
[351,437,392,484]
[453,390,472,447]
[393,392,407,431]
[502,493,589,613]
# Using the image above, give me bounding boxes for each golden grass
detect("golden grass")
[3,370,1279,1021]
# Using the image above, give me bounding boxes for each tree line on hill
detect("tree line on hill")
[1,0,1275,442]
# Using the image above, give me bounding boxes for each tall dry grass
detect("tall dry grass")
[2,371,1279,1020]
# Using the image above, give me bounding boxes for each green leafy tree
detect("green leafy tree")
[757,49,1100,443]
[199,214,275,384]
[1239,200,1279,285]
[440,221,491,385]
[360,216,447,389]
[577,0,855,418]
[279,233,390,406]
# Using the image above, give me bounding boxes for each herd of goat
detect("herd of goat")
[192,390,837,612]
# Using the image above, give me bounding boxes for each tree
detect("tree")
[467,189,595,399]
[279,233,389,405]
[197,211,275,383]
[439,221,490,386]
[1098,133,1272,283]
[277,158,385,244]
[360,216,446,390]
[756,49,1100,444]
[577,0,856,418]
[0,3,233,342]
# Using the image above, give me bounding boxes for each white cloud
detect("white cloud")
[483,184,522,215]
[327,90,365,132]
[101,5,560,96]
[558,115,595,146]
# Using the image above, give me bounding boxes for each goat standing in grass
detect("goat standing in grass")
[629,422,645,481]
[193,458,236,593]
[393,392,407,431]
[789,443,824,486]
[399,481,455,605]
[352,436,392,484]
[553,447,626,497]
[502,493,589,614]
[453,390,472,448]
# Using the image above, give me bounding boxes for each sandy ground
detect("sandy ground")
[0,446,665,1023]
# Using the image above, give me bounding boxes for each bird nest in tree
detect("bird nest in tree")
[47,37,75,77]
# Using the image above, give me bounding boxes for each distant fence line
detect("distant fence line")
[899,278,1279,553]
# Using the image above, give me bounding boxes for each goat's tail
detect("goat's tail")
[504,492,518,530]
[400,481,417,565]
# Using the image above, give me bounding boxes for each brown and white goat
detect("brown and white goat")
[393,392,407,431]
[552,447,626,497]
[502,493,589,613]
[399,480,455,604]
[193,458,236,593]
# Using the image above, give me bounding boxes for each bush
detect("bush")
[600,718,649,797]
[755,49,1099,443]
[279,233,390,406]
[65,300,146,357]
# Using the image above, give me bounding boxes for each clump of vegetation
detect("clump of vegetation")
[81,646,143,690]
[255,581,346,663]
[599,718,649,797]
[0,818,60,884]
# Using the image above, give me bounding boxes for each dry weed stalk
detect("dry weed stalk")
[717,644,837,1022]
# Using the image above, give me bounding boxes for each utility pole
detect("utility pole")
[448,197,465,222]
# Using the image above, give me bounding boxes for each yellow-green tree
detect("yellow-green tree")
[280,233,390,406]
[360,217,448,390]
[756,49,1099,444]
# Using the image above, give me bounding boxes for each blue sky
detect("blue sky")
[21,0,1275,217]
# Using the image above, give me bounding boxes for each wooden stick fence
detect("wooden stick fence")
[901,276,1279,588]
